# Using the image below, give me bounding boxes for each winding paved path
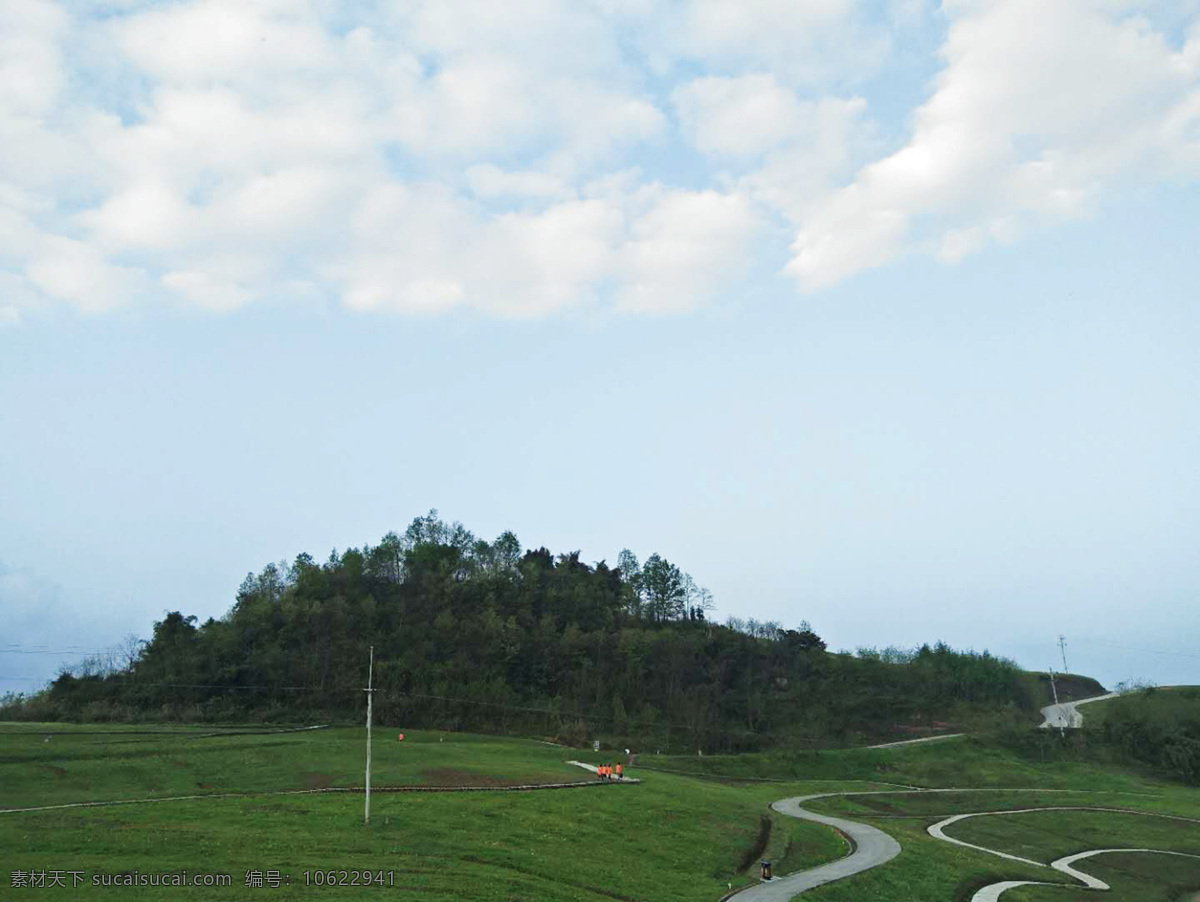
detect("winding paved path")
[924,807,1200,899]
[1040,691,1119,729]
[866,733,965,749]
[970,849,1200,900]
[729,777,1195,899]
[725,692,1126,899]
[730,793,901,901]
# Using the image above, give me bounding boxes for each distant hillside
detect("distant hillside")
[1027,672,1107,706]
[4,512,1051,750]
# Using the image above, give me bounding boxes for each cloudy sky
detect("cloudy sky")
[3,0,1199,694]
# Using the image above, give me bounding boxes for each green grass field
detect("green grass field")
[2,722,1198,900]
[1004,854,1200,901]
[0,724,874,899]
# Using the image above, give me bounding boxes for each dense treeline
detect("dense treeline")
[994,687,1199,787]
[1099,688,1200,784]
[3,512,1038,750]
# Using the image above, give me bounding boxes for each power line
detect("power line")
[1,678,347,691]
[1084,639,1200,660]
[0,650,117,656]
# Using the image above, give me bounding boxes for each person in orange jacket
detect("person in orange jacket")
[615,763,623,780]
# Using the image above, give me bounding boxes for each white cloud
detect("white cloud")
[672,75,875,222]
[616,188,762,314]
[936,225,985,263]
[637,0,891,85]
[79,181,189,250]
[161,270,254,312]
[391,58,548,157]
[466,165,572,201]
[0,0,68,116]
[738,97,875,223]
[25,236,145,313]
[1,0,1197,319]
[674,74,811,157]
[787,0,1200,290]
[116,0,338,86]
[395,0,620,69]
[326,179,760,318]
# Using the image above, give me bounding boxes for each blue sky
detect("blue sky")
[3,0,1199,694]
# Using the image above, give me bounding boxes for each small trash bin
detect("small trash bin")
[760,860,772,880]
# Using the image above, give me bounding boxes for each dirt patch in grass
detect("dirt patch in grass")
[302,772,335,790]
[40,764,67,777]
[420,767,559,788]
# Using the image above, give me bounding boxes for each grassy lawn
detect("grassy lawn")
[767,803,1200,902]
[793,789,1200,901]
[1005,853,1200,901]
[4,723,1200,900]
[947,807,1200,861]
[0,724,860,899]
[804,787,1200,820]
[652,733,1177,795]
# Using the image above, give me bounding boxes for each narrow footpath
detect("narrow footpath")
[1039,692,1118,729]
[729,792,901,901]
[926,807,1200,899]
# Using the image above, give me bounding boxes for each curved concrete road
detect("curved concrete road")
[730,793,901,901]
[1040,691,1118,729]
[925,807,1200,899]
[971,849,1200,900]
[867,733,965,750]
[729,787,1193,899]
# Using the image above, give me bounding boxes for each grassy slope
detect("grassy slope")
[0,725,584,808]
[653,736,1200,901]
[4,723,1200,900]
[0,724,865,900]
[1006,854,1200,901]
[785,789,1200,901]
[950,810,1200,902]
[653,733,1170,793]
[948,807,1200,859]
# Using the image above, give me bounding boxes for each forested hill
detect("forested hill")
[14,512,1041,750]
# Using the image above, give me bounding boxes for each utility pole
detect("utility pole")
[1048,667,1065,737]
[364,646,374,826]
[1058,635,1069,674]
